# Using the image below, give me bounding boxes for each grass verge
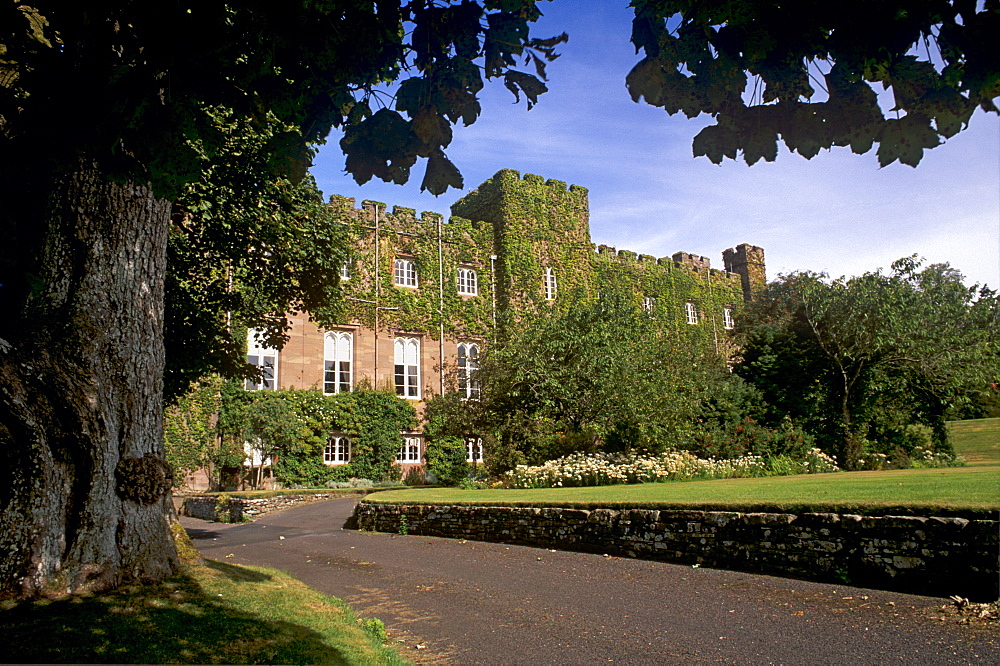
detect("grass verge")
[365,466,998,517]
[0,560,403,665]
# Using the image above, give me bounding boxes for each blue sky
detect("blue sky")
[310,1,1000,289]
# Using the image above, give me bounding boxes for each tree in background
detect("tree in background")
[0,1,562,599]
[736,257,1000,468]
[628,1,999,166]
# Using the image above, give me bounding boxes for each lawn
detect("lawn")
[0,560,403,665]
[367,418,1000,516]
[949,417,1000,466]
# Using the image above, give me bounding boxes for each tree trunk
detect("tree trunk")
[0,163,177,599]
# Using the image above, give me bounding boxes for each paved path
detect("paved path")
[182,499,998,664]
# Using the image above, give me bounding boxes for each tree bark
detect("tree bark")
[0,163,177,599]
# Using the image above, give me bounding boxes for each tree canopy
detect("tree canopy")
[736,258,1000,468]
[627,0,1000,166]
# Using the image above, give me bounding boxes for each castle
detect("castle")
[248,169,765,469]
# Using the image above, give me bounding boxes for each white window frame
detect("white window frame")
[544,267,557,301]
[323,331,353,395]
[685,301,699,325]
[397,435,422,463]
[340,261,351,281]
[465,436,484,463]
[723,307,735,330]
[246,328,278,391]
[324,435,351,465]
[643,297,655,313]
[457,342,481,400]
[457,267,478,295]
[394,336,421,398]
[394,258,418,287]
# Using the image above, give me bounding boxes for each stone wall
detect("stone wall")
[352,503,999,601]
[179,492,366,522]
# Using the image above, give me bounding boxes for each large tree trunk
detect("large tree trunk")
[0,163,177,599]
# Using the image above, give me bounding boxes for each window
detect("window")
[246,328,278,391]
[543,267,557,300]
[397,435,422,463]
[465,436,484,463]
[394,258,418,287]
[323,331,353,394]
[643,297,655,313]
[457,267,478,295]
[723,307,735,330]
[394,337,420,398]
[457,342,481,400]
[340,262,351,281]
[685,301,699,325]
[324,435,351,465]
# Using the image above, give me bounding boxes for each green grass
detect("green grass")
[0,560,403,665]
[366,418,1000,517]
[949,417,1000,466]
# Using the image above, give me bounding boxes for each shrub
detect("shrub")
[425,436,471,486]
[402,466,426,486]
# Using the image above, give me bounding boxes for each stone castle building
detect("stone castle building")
[247,168,765,469]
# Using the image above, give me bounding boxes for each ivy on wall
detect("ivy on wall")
[328,168,752,363]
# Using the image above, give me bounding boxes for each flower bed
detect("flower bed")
[502,449,839,489]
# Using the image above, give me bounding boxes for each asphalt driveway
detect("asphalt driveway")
[181,498,998,664]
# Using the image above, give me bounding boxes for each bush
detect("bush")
[425,436,471,486]
[684,418,814,461]
[402,466,426,486]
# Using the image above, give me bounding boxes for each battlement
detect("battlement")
[594,244,736,280]
[328,195,446,233]
[672,251,711,270]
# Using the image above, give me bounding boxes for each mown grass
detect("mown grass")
[949,417,1000,466]
[0,560,403,665]
[367,418,1000,517]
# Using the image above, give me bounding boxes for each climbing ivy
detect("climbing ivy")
[327,168,751,364]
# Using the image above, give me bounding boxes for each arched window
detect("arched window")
[543,267,557,300]
[457,342,481,400]
[323,331,353,394]
[457,267,478,295]
[394,337,420,398]
[324,435,351,465]
[723,307,735,330]
[394,258,418,287]
[685,301,699,325]
[397,435,422,462]
[246,328,278,391]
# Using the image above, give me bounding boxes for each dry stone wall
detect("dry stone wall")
[352,503,998,601]
[180,492,363,522]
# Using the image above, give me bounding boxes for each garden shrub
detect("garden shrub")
[402,466,426,486]
[425,436,470,486]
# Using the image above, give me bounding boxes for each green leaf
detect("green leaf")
[692,124,738,164]
[503,70,548,109]
[420,152,463,195]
